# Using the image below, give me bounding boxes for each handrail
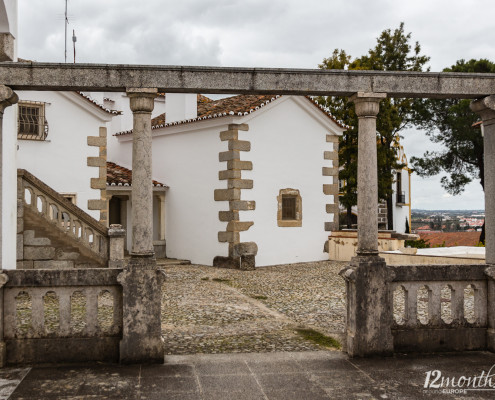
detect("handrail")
[18,169,109,260]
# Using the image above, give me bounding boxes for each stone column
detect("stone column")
[340,92,394,357]
[119,88,163,364]
[471,95,495,352]
[0,86,17,367]
[350,92,386,255]
[127,88,158,263]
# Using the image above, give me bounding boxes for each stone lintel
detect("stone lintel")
[219,211,239,222]
[227,179,253,189]
[87,136,106,147]
[230,200,256,211]
[323,184,339,195]
[227,160,252,170]
[219,150,240,162]
[228,140,251,151]
[214,188,241,201]
[226,221,254,232]
[219,170,242,180]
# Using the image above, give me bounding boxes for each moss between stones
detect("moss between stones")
[200,277,210,281]
[295,328,341,349]
[212,278,231,283]
[252,295,268,300]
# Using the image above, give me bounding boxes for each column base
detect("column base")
[118,267,164,364]
[340,255,394,357]
[127,253,156,269]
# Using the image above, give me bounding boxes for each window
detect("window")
[18,101,48,140]
[396,172,406,204]
[277,188,302,227]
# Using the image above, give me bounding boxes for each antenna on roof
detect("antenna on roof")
[72,29,77,63]
[64,0,68,63]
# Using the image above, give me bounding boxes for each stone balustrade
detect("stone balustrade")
[389,264,491,352]
[18,169,109,263]
[0,269,123,365]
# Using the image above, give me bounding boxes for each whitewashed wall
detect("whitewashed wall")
[2,104,17,269]
[115,121,228,265]
[241,97,341,266]
[16,91,109,220]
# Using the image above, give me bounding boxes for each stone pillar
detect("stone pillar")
[471,96,495,264]
[119,88,163,364]
[108,224,125,268]
[340,92,394,357]
[0,86,17,367]
[350,92,386,255]
[471,95,495,352]
[126,88,158,264]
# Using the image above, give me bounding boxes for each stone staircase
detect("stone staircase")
[17,169,110,269]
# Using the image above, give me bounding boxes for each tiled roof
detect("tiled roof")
[116,94,347,136]
[77,92,122,115]
[418,232,482,247]
[106,161,167,187]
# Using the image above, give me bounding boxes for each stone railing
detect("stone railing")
[0,269,123,365]
[18,169,110,263]
[389,264,492,352]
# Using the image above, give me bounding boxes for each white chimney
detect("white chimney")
[165,93,197,123]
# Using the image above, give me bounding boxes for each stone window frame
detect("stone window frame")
[17,101,49,141]
[277,188,302,227]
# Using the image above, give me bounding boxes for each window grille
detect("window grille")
[282,196,297,220]
[18,101,49,140]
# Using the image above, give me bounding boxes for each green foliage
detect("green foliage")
[405,238,430,248]
[411,59,495,194]
[475,241,486,247]
[317,23,429,228]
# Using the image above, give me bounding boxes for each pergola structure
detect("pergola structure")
[0,61,495,362]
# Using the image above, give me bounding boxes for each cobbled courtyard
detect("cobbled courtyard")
[161,261,347,355]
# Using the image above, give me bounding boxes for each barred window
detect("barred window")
[18,101,48,140]
[281,196,296,220]
[277,189,302,227]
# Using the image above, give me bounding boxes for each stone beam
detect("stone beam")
[0,62,494,98]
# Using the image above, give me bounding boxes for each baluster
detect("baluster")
[475,282,488,326]
[403,283,418,328]
[429,283,442,326]
[58,290,71,336]
[31,291,44,338]
[84,288,98,336]
[451,282,464,325]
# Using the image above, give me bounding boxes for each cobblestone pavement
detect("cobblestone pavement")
[161,261,347,355]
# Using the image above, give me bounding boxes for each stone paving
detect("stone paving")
[161,261,347,355]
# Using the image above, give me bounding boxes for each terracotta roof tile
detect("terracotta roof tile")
[418,232,482,247]
[116,94,346,136]
[107,161,167,187]
[77,92,122,115]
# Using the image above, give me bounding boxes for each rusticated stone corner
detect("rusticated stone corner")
[323,134,340,233]
[214,123,256,268]
[87,126,108,224]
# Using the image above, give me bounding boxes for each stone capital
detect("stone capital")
[471,95,495,127]
[126,88,158,113]
[349,92,386,118]
[0,85,18,114]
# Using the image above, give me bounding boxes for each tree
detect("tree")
[410,58,495,243]
[317,23,429,229]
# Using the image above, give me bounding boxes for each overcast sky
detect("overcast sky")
[17,0,495,210]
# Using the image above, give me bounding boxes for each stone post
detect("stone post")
[471,95,495,351]
[108,224,125,268]
[118,88,164,364]
[0,86,17,367]
[127,88,158,264]
[340,92,394,357]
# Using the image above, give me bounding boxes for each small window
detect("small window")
[277,189,302,227]
[282,196,296,220]
[18,101,48,140]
